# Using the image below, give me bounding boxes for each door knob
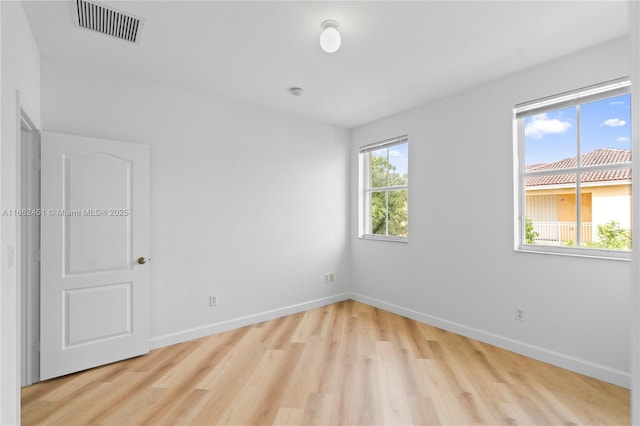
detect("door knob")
[137,257,147,265]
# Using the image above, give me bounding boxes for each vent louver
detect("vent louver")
[73,0,143,44]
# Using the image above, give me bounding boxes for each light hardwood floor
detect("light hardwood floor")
[22,300,629,425]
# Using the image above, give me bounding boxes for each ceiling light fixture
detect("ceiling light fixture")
[319,20,341,53]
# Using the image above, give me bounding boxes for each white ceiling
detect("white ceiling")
[22,1,629,128]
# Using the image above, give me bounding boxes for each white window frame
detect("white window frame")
[359,135,409,242]
[514,77,632,260]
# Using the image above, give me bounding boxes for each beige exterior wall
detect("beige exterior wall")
[525,182,631,243]
[589,184,632,230]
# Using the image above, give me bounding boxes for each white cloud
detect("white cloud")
[616,136,629,143]
[524,114,572,139]
[389,149,404,158]
[610,101,625,106]
[601,118,626,127]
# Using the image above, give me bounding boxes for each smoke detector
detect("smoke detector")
[289,87,303,96]
[72,0,144,44]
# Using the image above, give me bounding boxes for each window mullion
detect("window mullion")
[385,191,389,236]
[576,104,582,247]
[365,185,408,192]
[386,147,390,187]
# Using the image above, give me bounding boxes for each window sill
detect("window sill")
[516,244,631,261]
[360,234,408,243]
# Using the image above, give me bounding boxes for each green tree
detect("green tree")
[370,154,408,236]
[525,217,539,244]
[585,220,632,250]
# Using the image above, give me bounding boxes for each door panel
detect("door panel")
[40,132,149,380]
[64,282,132,346]
[66,153,132,273]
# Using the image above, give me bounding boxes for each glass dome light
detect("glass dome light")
[320,20,341,53]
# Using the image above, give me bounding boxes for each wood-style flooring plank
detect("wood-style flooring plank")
[22,300,629,425]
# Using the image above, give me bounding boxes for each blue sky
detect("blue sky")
[389,142,409,176]
[524,93,631,166]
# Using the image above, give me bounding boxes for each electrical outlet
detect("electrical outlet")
[210,295,218,307]
[324,273,335,283]
[329,273,335,282]
[515,306,525,322]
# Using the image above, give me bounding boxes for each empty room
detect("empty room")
[2,0,639,425]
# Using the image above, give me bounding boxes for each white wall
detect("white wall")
[0,2,41,424]
[41,57,351,346]
[350,37,632,387]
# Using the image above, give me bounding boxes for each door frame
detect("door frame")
[17,92,41,387]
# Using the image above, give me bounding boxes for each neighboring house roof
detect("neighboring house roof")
[525,148,631,187]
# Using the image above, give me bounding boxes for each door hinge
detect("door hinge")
[34,340,40,353]
[32,249,40,262]
[33,159,41,172]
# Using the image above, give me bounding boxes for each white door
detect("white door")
[40,132,150,380]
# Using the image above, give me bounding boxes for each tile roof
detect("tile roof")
[525,148,631,187]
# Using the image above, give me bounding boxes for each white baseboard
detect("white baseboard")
[149,292,352,350]
[349,292,630,389]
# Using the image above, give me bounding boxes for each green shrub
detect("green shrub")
[585,220,632,250]
[525,217,538,244]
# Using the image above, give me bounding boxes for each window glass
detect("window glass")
[370,148,388,188]
[524,106,576,168]
[516,81,631,256]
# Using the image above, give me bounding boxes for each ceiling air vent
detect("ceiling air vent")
[73,0,144,44]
